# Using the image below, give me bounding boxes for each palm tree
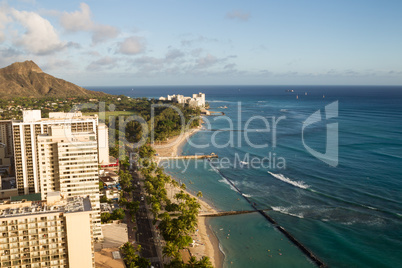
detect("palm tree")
[187,256,197,267]
[170,179,179,198]
[196,191,203,203]
[162,241,180,261]
[180,183,186,191]
[197,256,214,268]
[196,191,203,198]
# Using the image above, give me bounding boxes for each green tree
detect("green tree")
[111,208,125,220]
[100,213,110,223]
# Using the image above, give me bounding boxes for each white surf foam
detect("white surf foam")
[209,100,234,103]
[271,206,304,218]
[218,179,237,192]
[268,172,310,189]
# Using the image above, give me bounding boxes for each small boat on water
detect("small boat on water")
[285,89,294,92]
[240,161,249,165]
[218,106,228,109]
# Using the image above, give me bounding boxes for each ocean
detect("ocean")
[88,85,402,267]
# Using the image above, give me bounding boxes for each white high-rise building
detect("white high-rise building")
[11,111,108,239]
[12,111,98,196]
[0,121,13,163]
[96,123,109,165]
[37,125,101,239]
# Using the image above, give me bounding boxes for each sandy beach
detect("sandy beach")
[153,127,224,267]
[164,183,223,268]
[153,126,202,157]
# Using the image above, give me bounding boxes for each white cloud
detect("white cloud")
[60,3,119,45]
[87,56,118,71]
[181,35,218,47]
[0,6,12,43]
[165,49,185,61]
[224,63,236,69]
[195,54,219,69]
[60,3,92,31]
[41,58,73,72]
[11,9,65,55]
[118,36,145,55]
[92,24,119,44]
[226,10,250,21]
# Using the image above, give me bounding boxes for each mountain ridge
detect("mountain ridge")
[0,61,108,99]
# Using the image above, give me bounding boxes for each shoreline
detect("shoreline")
[164,178,224,268]
[153,126,202,158]
[154,126,225,267]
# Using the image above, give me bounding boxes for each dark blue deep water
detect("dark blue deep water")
[89,85,402,267]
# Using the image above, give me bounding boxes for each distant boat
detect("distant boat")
[285,89,294,92]
[240,161,249,165]
[218,106,228,109]
[296,95,299,99]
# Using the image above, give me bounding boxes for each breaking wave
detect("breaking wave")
[218,179,238,192]
[271,206,305,218]
[268,172,310,189]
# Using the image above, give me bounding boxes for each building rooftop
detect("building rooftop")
[100,176,116,184]
[0,196,92,218]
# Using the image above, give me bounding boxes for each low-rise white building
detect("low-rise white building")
[159,92,206,107]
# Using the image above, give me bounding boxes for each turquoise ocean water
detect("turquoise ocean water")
[90,86,402,267]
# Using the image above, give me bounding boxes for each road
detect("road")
[130,170,163,268]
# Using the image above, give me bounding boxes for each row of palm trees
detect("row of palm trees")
[137,145,214,267]
[120,242,151,268]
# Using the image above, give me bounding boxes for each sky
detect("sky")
[0,0,402,86]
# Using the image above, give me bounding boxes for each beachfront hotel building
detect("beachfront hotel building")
[159,92,206,107]
[12,111,98,196]
[0,121,13,170]
[96,123,109,166]
[36,125,101,239]
[10,111,109,239]
[0,194,94,268]
[0,121,13,160]
[0,120,13,172]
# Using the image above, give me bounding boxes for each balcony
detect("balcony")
[0,244,9,250]
[21,253,30,259]
[1,255,10,261]
[30,241,39,246]
[30,247,39,252]
[10,232,18,237]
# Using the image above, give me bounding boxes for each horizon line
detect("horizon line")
[84,84,402,88]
